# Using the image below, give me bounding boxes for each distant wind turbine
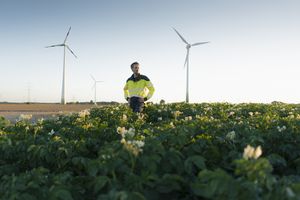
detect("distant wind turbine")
[46,27,77,104]
[173,27,209,103]
[91,75,103,105]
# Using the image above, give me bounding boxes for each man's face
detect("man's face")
[131,64,140,74]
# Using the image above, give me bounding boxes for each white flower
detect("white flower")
[158,109,161,113]
[19,114,32,121]
[121,139,145,156]
[226,131,236,140]
[133,140,145,148]
[248,112,253,116]
[122,114,127,121]
[120,138,126,144]
[204,107,211,111]
[48,129,55,136]
[158,117,162,121]
[277,125,287,132]
[253,146,262,159]
[38,118,44,123]
[173,111,182,118]
[185,116,192,121]
[127,128,135,137]
[101,154,111,159]
[78,109,90,118]
[117,127,126,135]
[289,114,295,119]
[229,111,235,116]
[243,145,255,160]
[243,145,262,160]
[170,122,175,128]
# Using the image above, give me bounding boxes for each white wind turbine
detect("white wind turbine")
[173,27,209,103]
[90,75,103,105]
[46,27,77,104]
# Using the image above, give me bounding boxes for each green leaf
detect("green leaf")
[291,183,300,196]
[50,188,73,200]
[20,193,38,200]
[191,169,237,199]
[268,154,286,166]
[156,174,184,193]
[184,155,206,174]
[94,176,109,193]
[129,192,146,200]
[86,161,99,176]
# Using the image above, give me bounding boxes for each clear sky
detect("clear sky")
[0,0,300,103]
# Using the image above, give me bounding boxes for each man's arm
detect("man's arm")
[123,82,130,101]
[145,80,155,101]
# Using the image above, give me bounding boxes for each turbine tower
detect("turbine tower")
[46,27,77,104]
[91,75,103,105]
[173,28,209,103]
[27,82,31,104]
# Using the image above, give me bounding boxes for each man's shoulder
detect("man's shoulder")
[126,74,134,82]
[126,74,151,82]
[140,74,150,81]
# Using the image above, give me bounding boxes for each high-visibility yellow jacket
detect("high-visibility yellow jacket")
[123,74,155,100]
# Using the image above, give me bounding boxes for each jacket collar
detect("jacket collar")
[130,73,141,82]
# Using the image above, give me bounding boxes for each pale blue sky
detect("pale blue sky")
[0,0,300,103]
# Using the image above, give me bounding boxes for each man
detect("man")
[123,62,155,112]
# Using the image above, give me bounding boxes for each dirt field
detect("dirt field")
[0,103,98,123]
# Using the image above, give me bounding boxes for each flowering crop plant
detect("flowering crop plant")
[1,102,300,199]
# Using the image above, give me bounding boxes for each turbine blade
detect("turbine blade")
[64,27,71,43]
[90,74,96,81]
[172,27,188,45]
[183,49,189,68]
[66,45,78,58]
[45,44,64,48]
[191,41,210,46]
[96,81,103,83]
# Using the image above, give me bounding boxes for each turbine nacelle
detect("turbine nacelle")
[186,44,191,49]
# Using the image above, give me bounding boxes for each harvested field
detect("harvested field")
[0,103,98,123]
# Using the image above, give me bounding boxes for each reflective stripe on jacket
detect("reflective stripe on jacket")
[123,74,155,100]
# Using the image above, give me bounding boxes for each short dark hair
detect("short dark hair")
[130,62,139,69]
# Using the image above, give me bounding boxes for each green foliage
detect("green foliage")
[1,103,300,199]
[0,116,10,129]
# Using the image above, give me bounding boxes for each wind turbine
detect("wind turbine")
[173,27,209,103]
[90,75,103,105]
[46,27,77,104]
